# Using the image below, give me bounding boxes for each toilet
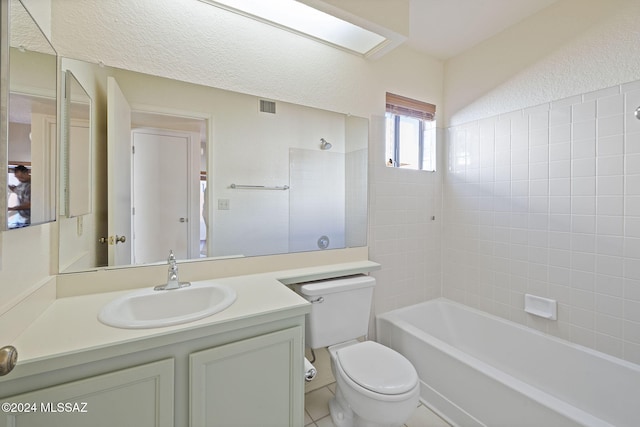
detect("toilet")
[294,275,419,427]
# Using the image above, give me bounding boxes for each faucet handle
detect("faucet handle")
[168,250,176,263]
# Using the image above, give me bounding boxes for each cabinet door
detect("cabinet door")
[190,326,304,427]
[0,359,174,427]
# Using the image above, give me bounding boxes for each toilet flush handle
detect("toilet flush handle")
[310,297,324,304]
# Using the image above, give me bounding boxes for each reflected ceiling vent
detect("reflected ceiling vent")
[259,99,276,114]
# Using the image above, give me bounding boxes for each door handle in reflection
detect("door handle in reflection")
[179,217,188,223]
[102,235,127,245]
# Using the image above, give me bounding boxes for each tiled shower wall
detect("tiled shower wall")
[369,116,443,317]
[443,79,640,365]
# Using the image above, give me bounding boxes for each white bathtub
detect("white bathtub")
[376,298,640,427]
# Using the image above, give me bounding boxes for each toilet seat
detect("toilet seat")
[335,341,418,395]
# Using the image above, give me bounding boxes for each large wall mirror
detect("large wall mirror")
[58,59,368,273]
[1,0,57,230]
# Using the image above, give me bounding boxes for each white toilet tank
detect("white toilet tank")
[293,275,376,349]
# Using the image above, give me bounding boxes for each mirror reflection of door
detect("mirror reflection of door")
[107,77,133,265]
[64,70,92,218]
[132,128,201,264]
[108,77,207,266]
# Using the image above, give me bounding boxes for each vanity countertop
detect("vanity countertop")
[4,260,380,381]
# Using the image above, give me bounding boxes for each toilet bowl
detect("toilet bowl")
[328,341,420,427]
[292,275,420,426]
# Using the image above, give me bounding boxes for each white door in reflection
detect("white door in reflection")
[132,129,199,264]
[107,77,133,265]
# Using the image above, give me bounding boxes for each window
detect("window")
[385,92,436,171]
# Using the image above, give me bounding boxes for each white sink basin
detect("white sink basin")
[98,281,237,329]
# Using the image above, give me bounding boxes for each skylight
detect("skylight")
[199,0,389,56]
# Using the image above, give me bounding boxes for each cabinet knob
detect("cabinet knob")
[0,345,18,376]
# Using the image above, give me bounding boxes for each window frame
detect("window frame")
[385,92,436,171]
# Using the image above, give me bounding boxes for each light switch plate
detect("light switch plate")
[217,199,230,210]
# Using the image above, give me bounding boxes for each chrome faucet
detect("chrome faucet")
[154,250,190,291]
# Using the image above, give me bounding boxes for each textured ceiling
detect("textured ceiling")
[408,0,561,59]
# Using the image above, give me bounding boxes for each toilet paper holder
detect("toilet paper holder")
[304,357,317,382]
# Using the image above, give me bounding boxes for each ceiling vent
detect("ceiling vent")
[259,99,276,114]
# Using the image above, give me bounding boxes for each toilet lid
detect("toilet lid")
[336,341,417,395]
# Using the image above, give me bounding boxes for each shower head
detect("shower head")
[320,138,332,150]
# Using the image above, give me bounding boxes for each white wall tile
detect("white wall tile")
[595,312,623,337]
[596,255,624,277]
[624,300,640,322]
[573,158,596,177]
[529,111,550,130]
[573,139,596,159]
[598,134,624,156]
[596,274,624,297]
[549,160,570,178]
[626,154,640,175]
[597,155,624,176]
[572,233,596,253]
[624,279,640,301]
[530,164,549,181]
[625,132,640,155]
[572,177,596,196]
[550,197,570,214]
[626,217,640,238]
[550,124,571,144]
[624,90,640,134]
[598,115,624,138]
[530,128,549,146]
[626,175,640,195]
[597,196,623,216]
[573,120,596,141]
[573,196,596,215]
[585,86,620,102]
[597,216,624,236]
[550,142,571,161]
[597,235,624,257]
[572,252,596,272]
[597,94,624,117]
[550,105,572,126]
[549,178,570,196]
[598,175,623,196]
[625,319,640,344]
[573,100,596,122]
[443,80,640,365]
[625,258,640,280]
[627,197,640,216]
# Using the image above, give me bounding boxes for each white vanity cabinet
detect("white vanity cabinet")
[0,359,174,427]
[0,320,306,427]
[0,264,380,426]
[190,327,304,426]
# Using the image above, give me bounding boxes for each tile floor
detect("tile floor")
[304,383,451,427]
